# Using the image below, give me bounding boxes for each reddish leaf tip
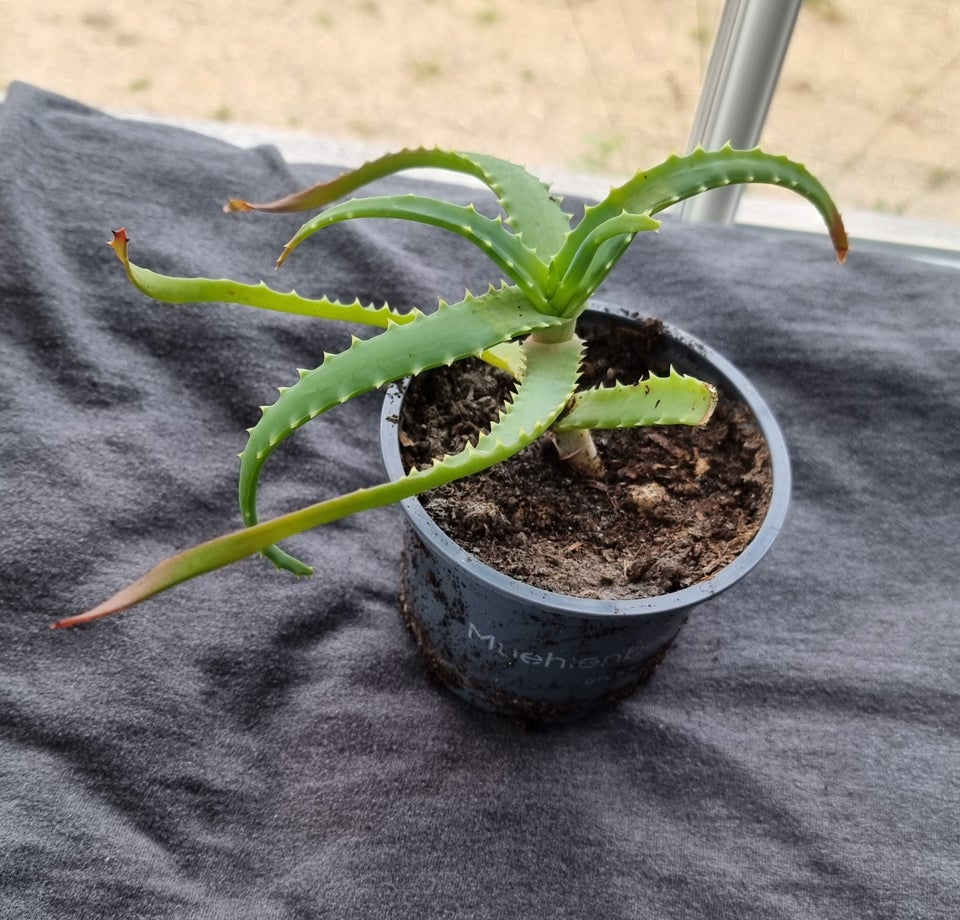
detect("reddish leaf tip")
[108,227,130,265]
[50,586,143,629]
[109,226,128,246]
[50,608,112,630]
[830,213,849,263]
[223,198,253,214]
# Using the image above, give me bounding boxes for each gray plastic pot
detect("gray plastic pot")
[379,302,791,722]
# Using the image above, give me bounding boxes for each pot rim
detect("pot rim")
[379,300,791,619]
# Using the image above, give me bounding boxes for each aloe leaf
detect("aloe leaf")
[394,333,583,484]
[554,369,718,432]
[225,147,571,262]
[554,146,848,284]
[465,152,571,260]
[277,194,551,310]
[109,229,407,327]
[552,212,661,313]
[620,148,848,256]
[110,229,523,375]
[240,285,569,573]
[52,336,582,628]
[564,237,634,310]
[112,230,524,375]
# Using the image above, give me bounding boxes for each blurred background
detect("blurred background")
[2,0,958,226]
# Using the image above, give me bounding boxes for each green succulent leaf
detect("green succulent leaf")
[52,334,582,629]
[555,369,718,431]
[225,146,571,262]
[240,284,569,573]
[552,146,848,313]
[277,194,552,311]
[109,229,407,326]
[108,229,524,376]
[403,333,583,481]
[465,152,571,260]
[552,212,661,314]
[615,147,848,257]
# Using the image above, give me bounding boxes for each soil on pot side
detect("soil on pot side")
[398,316,772,601]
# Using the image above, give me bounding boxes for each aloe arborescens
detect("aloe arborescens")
[54,145,846,628]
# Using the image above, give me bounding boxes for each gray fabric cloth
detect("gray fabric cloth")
[1,82,958,919]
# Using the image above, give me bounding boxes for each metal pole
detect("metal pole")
[677,0,802,224]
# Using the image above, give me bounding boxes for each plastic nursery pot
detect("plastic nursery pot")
[379,302,791,723]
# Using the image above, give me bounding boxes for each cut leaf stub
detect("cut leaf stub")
[554,371,718,432]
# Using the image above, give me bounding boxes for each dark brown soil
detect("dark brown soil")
[398,316,772,600]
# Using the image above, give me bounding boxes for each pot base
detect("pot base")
[397,526,688,723]
[398,548,676,725]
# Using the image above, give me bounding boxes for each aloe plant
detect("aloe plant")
[53,145,846,629]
